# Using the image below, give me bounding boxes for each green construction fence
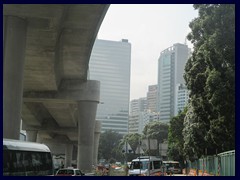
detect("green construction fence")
[188,150,235,176]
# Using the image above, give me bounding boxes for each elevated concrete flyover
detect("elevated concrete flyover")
[3,4,109,171]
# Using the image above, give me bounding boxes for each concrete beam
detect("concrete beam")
[23,125,78,134]
[23,80,100,103]
[23,102,59,127]
[42,135,76,145]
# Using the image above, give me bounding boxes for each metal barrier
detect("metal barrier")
[218,150,235,176]
[188,150,235,176]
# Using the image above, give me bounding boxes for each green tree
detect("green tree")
[168,108,186,164]
[184,4,235,156]
[121,133,141,154]
[98,130,123,162]
[120,133,142,162]
[183,102,208,159]
[142,121,169,156]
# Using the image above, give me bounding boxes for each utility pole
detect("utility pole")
[125,139,128,165]
[139,138,141,175]
[147,127,150,176]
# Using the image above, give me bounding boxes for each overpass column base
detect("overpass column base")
[77,101,98,172]
[65,144,73,168]
[93,120,102,165]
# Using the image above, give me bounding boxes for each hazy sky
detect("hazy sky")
[97,4,198,101]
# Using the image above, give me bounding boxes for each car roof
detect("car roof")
[163,161,179,163]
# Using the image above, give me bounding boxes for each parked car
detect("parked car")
[55,167,84,176]
[163,161,182,174]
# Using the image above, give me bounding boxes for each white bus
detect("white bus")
[3,138,54,176]
[128,156,163,176]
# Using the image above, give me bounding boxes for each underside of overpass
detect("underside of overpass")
[3,4,110,172]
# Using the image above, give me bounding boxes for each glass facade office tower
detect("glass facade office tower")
[157,43,190,122]
[89,39,131,134]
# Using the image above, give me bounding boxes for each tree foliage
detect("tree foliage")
[121,133,142,153]
[184,4,235,156]
[142,121,169,156]
[120,133,142,161]
[168,108,186,163]
[98,130,123,162]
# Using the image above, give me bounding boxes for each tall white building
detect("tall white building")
[147,85,158,113]
[129,97,159,134]
[128,113,139,134]
[129,111,160,134]
[129,98,147,134]
[89,39,131,134]
[138,111,160,134]
[175,83,189,115]
[130,97,147,115]
[157,43,190,122]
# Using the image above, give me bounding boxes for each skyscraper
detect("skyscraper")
[157,43,190,122]
[129,98,159,134]
[129,98,147,134]
[130,98,147,115]
[175,83,189,115]
[89,39,131,134]
[147,85,158,113]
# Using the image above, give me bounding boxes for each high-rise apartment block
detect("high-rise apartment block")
[89,39,131,134]
[157,43,190,122]
[130,98,147,115]
[129,97,159,134]
[129,98,147,134]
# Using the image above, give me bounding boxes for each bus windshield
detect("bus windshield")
[130,161,149,170]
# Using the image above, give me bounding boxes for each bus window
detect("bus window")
[3,138,54,176]
[153,160,161,169]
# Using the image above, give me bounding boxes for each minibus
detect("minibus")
[3,138,54,176]
[128,156,163,176]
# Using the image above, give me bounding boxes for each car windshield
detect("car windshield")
[75,170,81,175]
[130,161,148,170]
[165,163,180,168]
[67,170,74,175]
[57,169,67,174]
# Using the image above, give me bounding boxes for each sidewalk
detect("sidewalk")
[184,169,214,176]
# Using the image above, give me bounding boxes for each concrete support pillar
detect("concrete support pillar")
[65,144,73,168]
[26,130,38,142]
[77,101,98,172]
[93,121,102,165]
[36,134,43,143]
[72,145,78,163]
[3,16,27,139]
